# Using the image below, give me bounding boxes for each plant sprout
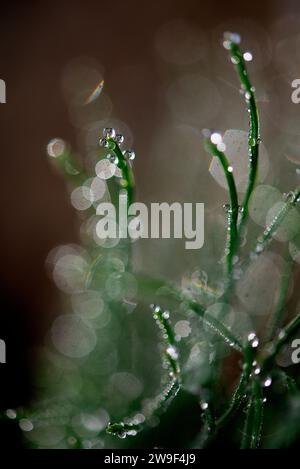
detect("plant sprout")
[4,31,300,450]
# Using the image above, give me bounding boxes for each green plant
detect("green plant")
[4,32,300,449]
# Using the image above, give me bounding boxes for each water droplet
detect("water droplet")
[47,138,66,158]
[224,32,241,45]
[123,150,136,161]
[243,51,253,62]
[200,401,209,410]
[19,419,34,432]
[103,127,116,139]
[217,142,226,152]
[223,40,231,50]
[223,203,231,213]
[210,132,222,145]
[227,165,233,173]
[107,154,118,165]
[231,56,240,65]
[278,330,286,340]
[245,91,251,101]
[254,367,261,375]
[166,346,178,360]
[151,304,161,314]
[6,409,17,419]
[127,429,137,436]
[162,310,170,320]
[283,191,295,203]
[116,134,124,144]
[99,137,109,148]
[248,332,259,348]
[255,243,264,254]
[263,397,267,403]
[263,377,272,388]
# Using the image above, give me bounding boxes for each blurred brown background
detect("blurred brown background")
[0,0,300,417]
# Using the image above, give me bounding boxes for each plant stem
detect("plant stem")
[225,35,260,237]
[133,274,243,352]
[107,305,180,438]
[201,404,216,434]
[111,141,135,207]
[85,253,103,288]
[205,138,239,274]
[216,334,256,431]
[184,298,243,352]
[241,379,264,449]
[216,371,247,428]
[254,186,300,255]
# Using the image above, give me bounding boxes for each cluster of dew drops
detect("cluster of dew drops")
[245,332,272,396]
[99,127,136,164]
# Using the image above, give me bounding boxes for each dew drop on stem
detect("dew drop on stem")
[123,150,136,161]
[243,52,253,62]
[231,56,240,65]
[116,134,125,144]
[103,127,116,139]
[263,377,272,388]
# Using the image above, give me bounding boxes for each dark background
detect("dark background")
[0,0,300,448]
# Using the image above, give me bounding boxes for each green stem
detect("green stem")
[250,379,264,448]
[225,35,260,237]
[110,141,135,207]
[201,404,216,434]
[183,298,242,352]
[216,334,256,431]
[254,187,300,255]
[241,379,264,449]
[107,305,180,439]
[216,371,247,428]
[133,274,243,352]
[85,253,103,288]
[202,311,242,352]
[205,138,239,274]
